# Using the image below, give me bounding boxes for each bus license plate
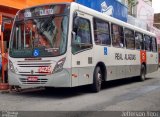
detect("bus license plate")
[27,76,38,81]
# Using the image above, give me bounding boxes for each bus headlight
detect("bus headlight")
[53,57,66,73]
[9,60,15,73]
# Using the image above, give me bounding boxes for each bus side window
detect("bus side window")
[72,17,92,54]
[93,18,111,45]
[135,32,143,50]
[124,28,135,49]
[151,37,157,52]
[111,24,124,48]
[144,35,151,51]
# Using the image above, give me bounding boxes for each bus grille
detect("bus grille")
[16,60,52,75]
[17,62,51,67]
[20,78,48,84]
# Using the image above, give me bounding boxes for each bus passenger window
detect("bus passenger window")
[72,17,92,54]
[144,35,151,51]
[135,32,143,50]
[111,24,124,48]
[93,18,111,45]
[151,37,157,52]
[124,28,135,49]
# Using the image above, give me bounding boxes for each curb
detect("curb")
[0,90,10,94]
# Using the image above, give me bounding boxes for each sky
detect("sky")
[152,0,160,13]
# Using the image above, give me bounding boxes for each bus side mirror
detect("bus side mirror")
[72,13,81,45]
[72,31,76,44]
[71,31,81,46]
[73,12,78,19]
[73,14,79,32]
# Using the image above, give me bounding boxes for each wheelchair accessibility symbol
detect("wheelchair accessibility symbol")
[33,49,39,57]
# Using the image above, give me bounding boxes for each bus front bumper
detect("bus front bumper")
[8,69,72,89]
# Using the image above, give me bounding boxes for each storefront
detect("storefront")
[0,5,18,87]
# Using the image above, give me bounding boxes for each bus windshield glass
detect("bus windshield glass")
[10,4,70,58]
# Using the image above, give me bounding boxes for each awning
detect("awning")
[0,0,74,9]
[0,0,26,9]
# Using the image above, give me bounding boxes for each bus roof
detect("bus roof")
[15,2,156,37]
[75,2,156,37]
[16,2,71,15]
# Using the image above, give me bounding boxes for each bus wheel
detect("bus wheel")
[138,64,146,81]
[91,66,102,92]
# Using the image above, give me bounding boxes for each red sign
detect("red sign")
[140,50,146,63]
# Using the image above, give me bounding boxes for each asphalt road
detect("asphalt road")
[0,69,160,114]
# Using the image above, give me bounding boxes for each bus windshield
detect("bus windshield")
[10,4,69,58]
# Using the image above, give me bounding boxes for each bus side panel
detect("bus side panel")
[93,46,126,81]
[146,52,158,73]
[95,46,141,81]
[125,49,141,78]
[108,47,126,80]
[71,49,94,86]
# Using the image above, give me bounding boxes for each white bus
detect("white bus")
[8,2,158,92]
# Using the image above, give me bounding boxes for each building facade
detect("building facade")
[124,0,160,44]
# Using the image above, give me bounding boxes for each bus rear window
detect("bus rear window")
[151,37,157,52]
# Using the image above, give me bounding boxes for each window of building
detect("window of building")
[144,35,151,51]
[128,0,137,16]
[72,17,92,54]
[93,18,111,45]
[135,32,144,50]
[111,24,124,48]
[124,28,135,49]
[151,37,157,52]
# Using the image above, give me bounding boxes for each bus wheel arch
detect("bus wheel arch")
[91,62,107,92]
[95,62,107,81]
[142,63,146,72]
[139,63,146,81]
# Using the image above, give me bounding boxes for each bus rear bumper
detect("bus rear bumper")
[8,69,72,89]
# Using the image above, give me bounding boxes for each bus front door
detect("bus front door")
[71,12,94,87]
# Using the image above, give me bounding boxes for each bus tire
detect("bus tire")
[91,66,102,92]
[138,64,146,81]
